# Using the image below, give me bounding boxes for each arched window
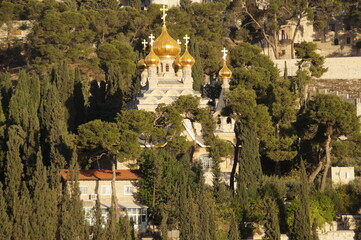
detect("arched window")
[334,38,339,45]
[161,63,164,72]
[166,64,170,72]
[226,117,232,124]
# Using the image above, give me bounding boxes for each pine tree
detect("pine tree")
[291,161,311,240]
[228,213,240,240]
[263,197,280,240]
[0,182,11,240]
[29,152,57,240]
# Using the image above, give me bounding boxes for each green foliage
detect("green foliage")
[0,182,11,240]
[263,197,281,240]
[291,161,311,240]
[295,42,328,78]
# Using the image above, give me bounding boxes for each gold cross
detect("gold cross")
[221,47,228,61]
[148,34,155,46]
[160,5,168,24]
[141,39,148,51]
[183,34,190,46]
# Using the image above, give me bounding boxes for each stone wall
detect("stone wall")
[274,57,361,79]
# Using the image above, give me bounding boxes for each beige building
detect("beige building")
[329,167,355,186]
[60,169,148,232]
[261,16,361,60]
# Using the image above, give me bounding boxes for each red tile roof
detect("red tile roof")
[60,169,141,181]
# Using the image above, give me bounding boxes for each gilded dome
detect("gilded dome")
[153,25,181,58]
[219,62,232,79]
[137,59,147,69]
[145,47,160,66]
[179,47,195,67]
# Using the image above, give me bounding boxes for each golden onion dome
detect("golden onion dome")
[137,59,147,69]
[219,62,232,79]
[145,47,160,66]
[179,47,195,67]
[153,25,181,58]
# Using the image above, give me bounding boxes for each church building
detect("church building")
[128,5,236,185]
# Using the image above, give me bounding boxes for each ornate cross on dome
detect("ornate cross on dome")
[160,5,168,24]
[148,34,155,46]
[177,39,182,45]
[221,47,228,61]
[183,35,190,46]
[141,39,148,51]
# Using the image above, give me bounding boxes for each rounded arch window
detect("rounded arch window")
[166,64,170,72]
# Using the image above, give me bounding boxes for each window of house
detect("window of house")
[161,63,164,72]
[166,64,169,72]
[345,172,350,179]
[334,38,339,45]
[281,30,286,40]
[124,185,133,195]
[329,24,335,31]
[125,208,147,225]
[199,154,213,169]
[79,186,88,195]
[100,185,112,195]
[346,37,351,45]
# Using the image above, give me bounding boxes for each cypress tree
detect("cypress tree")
[8,72,41,177]
[190,41,204,92]
[263,197,281,240]
[0,98,7,182]
[0,182,11,240]
[51,63,76,132]
[5,125,25,212]
[39,80,70,168]
[179,167,190,240]
[228,213,240,240]
[73,68,87,131]
[118,213,133,240]
[58,151,87,240]
[198,176,216,240]
[238,122,262,188]
[29,152,58,240]
[283,61,288,80]
[160,206,168,240]
[92,198,106,240]
[188,189,200,240]
[105,63,123,121]
[291,161,311,240]
[106,200,120,240]
[12,182,31,240]
[0,72,12,116]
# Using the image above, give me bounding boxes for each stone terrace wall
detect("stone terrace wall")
[274,57,361,79]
